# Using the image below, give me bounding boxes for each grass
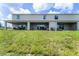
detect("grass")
[0,30,79,56]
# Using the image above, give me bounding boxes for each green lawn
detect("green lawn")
[0,30,79,56]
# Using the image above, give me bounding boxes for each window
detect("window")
[43,15,46,20]
[55,15,58,20]
[16,15,20,19]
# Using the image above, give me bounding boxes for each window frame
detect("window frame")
[55,15,58,20]
[16,15,20,19]
[43,15,46,20]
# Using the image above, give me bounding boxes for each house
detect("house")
[5,13,79,30]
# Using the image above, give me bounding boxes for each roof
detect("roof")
[5,20,78,23]
[11,13,79,15]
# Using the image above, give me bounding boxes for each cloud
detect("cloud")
[33,3,54,12]
[0,11,3,17]
[10,8,31,14]
[6,14,12,27]
[33,3,47,12]
[7,14,12,20]
[67,10,72,13]
[19,8,31,14]
[33,3,73,13]
[48,10,60,14]
[54,3,73,10]
[0,11,3,20]
[0,14,12,27]
[0,20,5,27]
[77,10,79,13]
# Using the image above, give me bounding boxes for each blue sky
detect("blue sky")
[0,3,79,21]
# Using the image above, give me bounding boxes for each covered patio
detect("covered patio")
[5,20,51,30]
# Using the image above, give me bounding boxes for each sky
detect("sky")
[0,3,79,20]
[0,3,79,26]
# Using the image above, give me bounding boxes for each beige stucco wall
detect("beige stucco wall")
[77,22,79,30]
[49,22,57,30]
[12,14,79,21]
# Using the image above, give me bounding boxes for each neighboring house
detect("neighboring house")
[5,13,79,30]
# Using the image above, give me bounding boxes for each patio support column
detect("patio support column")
[77,22,79,30]
[27,22,30,30]
[5,21,7,30]
[49,22,57,31]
